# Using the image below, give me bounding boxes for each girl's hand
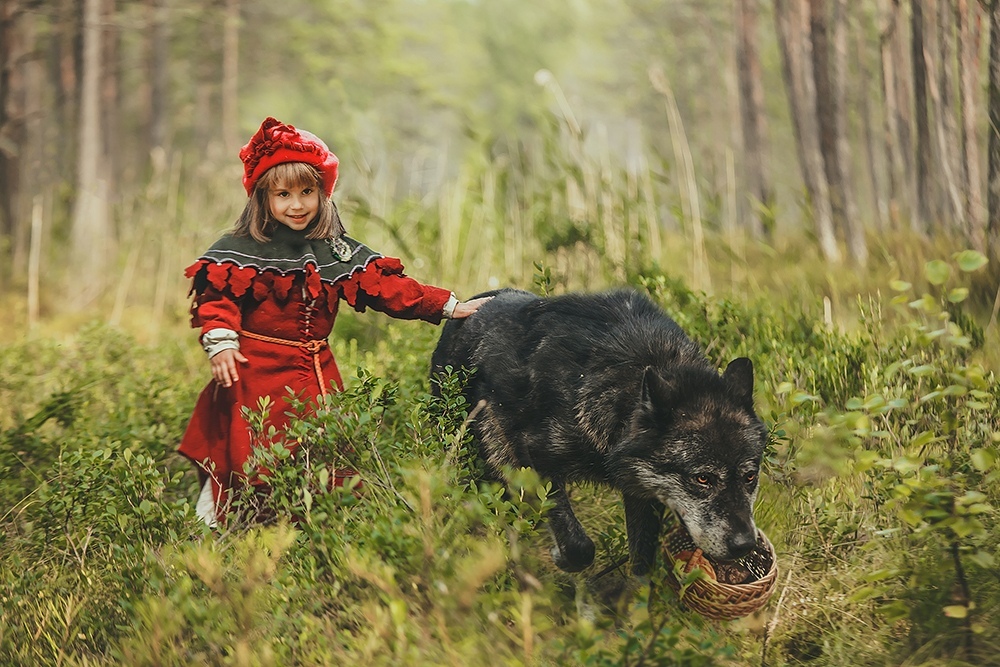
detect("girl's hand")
[451,296,494,319]
[210,348,249,387]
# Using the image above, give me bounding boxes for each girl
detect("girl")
[179,117,490,526]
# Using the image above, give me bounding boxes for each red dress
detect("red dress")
[178,228,451,520]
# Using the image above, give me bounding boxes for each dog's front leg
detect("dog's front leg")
[623,495,664,577]
[546,481,596,572]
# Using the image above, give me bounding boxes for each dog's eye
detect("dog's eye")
[744,472,757,485]
[695,474,713,486]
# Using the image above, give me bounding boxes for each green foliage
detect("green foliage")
[0,327,206,664]
[2,250,1000,665]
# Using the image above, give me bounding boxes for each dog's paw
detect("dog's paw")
[550,539,596,572]
[630,560,651,578]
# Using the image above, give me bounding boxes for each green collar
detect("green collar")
[198,226,381,284]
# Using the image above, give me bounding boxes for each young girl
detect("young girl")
[179,117,489,526]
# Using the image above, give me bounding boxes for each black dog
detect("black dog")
[431,288,767,575]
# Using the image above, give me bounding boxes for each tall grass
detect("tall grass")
[6,105,997,350]
[2,108,998,665]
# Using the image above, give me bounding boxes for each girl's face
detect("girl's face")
[268,179,320,231]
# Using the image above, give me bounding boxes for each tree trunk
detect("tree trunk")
[57,0,81,178]
[194,8,215,152]
[879,0,906,229]
[859,17,887,230]
[149,0,168,151]
[775,0,841,263]
[0,0,24,264]
[891,0,918,227]
[222,0,240,154]
[810,0,848,235]
[734,0,773,238]
[912,0,933,232]
[102,0,119,194]
[69,0,110,306]
[23,10,44,275]
[988,0,1000,263]
[957,0,985,250]
[832,0,867,265]
[930,0,965,232]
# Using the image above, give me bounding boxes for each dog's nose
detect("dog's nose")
[726,531,756,560]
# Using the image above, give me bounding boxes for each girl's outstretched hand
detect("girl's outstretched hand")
[451,296,494,319]
[210,348,249,387]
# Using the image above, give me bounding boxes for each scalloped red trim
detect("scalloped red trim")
[186,259,343,314]
[185,254,407,323]
[338,256,404,307]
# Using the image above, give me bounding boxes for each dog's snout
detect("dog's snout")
[726,531,757,560]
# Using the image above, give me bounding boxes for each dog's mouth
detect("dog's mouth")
[670,510,758,563]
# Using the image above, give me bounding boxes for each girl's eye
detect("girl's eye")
[301,188,313,195]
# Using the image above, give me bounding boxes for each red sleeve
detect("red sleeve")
[191,286,244,336]
[338,257,451,324]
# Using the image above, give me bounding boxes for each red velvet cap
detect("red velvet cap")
[239,117,340,196]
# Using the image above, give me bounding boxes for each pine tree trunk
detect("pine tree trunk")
[987,0,1000,263]
[859,15,888,230]
[57,0,81,181]
[148,0,168,151]
[832,0,867,265]
[0,0,22,259]
[69,0,109,306]
[23,10,43,273]
[931,0,965,233]
[735,0,773,238]
[957,0,985,250]
[101,0,118,193]
[879,0,905,229]
[890,0,918,228]
[775,0,841,263]
[912,0,933,232]
[810,0,848,235]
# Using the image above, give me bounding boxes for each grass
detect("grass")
[1,122,999,664]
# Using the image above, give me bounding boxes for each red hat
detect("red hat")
[239,117,340,196]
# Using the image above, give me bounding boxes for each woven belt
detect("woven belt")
[241,330,331,396]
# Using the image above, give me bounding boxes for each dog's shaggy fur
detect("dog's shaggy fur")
[431,288,768,575]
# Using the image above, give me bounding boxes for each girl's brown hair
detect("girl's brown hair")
[233,162,345,242]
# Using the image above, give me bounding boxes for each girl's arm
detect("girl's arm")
[192,286,248,385]
[338,257,454,323]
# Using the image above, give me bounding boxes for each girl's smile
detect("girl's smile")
[268,182,320,230]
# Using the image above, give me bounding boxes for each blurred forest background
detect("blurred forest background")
[3,2,1000,665]
[2,0,1000,336]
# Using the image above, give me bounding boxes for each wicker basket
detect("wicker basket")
[661,513,778,620]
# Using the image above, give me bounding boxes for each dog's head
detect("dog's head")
[610,358,768,562]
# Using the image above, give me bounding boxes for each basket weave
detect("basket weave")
[661,513,778,620]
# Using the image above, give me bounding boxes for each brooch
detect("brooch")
[328,236,355,262]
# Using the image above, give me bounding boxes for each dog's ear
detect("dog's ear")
[723,357,754,407]
[640,366,676,411]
